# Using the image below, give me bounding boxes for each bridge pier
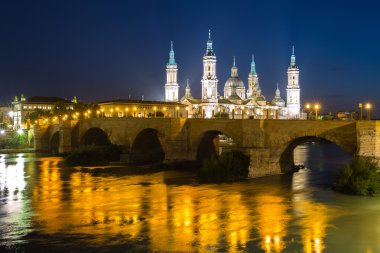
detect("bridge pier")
[58,121,72,154]
[165,140,188,161]
[356,121,380,160]
[246,148,282,178]
[34,124,50,153]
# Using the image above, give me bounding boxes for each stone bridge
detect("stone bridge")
[34,118,380,177]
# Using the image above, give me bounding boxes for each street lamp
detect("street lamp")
[305,103,311,120]
[176,106,179,118]
[358,103,363,120]
[314,104,320,120]
[133,107,137,117]
[96,110,100,118]
[153,106,157,118]
[366,103,372,120]
[100,109,104,117]
[125,108,129,117]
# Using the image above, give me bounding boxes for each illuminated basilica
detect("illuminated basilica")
[164,30,301,119]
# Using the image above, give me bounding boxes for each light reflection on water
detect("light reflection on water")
[0,142,379,252]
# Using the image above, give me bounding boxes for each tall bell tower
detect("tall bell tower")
[286,46,300,118]
[201,30,218,102]
[165,41,179,102]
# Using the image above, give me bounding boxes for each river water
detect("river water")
[0,142,380,253]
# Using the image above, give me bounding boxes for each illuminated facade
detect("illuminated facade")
[98,99,187,118]
[12,95,74,129]
[170,31,303,119]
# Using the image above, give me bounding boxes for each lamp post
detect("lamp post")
[359,103,363,120]
[100,109,104,117]
[133,107,137,117]
[163,107,166,118]
[96,110,100,118]
[314,104,319,120]
[125,108,129,117]
[153,106,157,118]
[305,103,311,120]
[366,103,372,120]
[176,106,179,118]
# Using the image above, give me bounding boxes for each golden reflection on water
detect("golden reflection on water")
[255,194,289,252]
[0,148,339,252]
[29,159,337,252]
[2,145,379,252]
[292,170,329,253]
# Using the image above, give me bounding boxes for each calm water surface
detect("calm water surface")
[1,142,380,252]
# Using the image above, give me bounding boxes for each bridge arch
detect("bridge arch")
[195,130,237,161]
[130,128,166,164]
[277,136,356,173]
[49,131,60,153]
[80,127,110,146]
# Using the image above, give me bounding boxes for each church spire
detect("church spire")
[290,46,296,68]
[206,29,214,56]
[250,54,257,75]
[275,82,281,97]
[231,56,238,77]
[168,41,176,65]
[186,79,191,90]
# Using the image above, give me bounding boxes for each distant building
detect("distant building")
[98,99,187,118]
[12,95,74,129]
[164,30,302,119]
[0,105,12,129]
[337,111,356,120]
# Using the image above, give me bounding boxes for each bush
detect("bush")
[198,150,250,182]
[333,156,380,196]
[65,144,123,166]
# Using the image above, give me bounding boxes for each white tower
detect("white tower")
[286,46,300,118]
[165,41,179,102]
[201,30,218,102]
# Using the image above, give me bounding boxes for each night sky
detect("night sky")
[1,0,379,115]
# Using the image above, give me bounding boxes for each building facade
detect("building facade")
[12,95,74,129]
[98,100,187,118]
[169,31,303,119]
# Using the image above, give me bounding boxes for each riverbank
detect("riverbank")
[0,148,35,153]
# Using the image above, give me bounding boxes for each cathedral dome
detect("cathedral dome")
[224,76,245,88]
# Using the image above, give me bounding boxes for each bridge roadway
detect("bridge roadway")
[34,118,380,177]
